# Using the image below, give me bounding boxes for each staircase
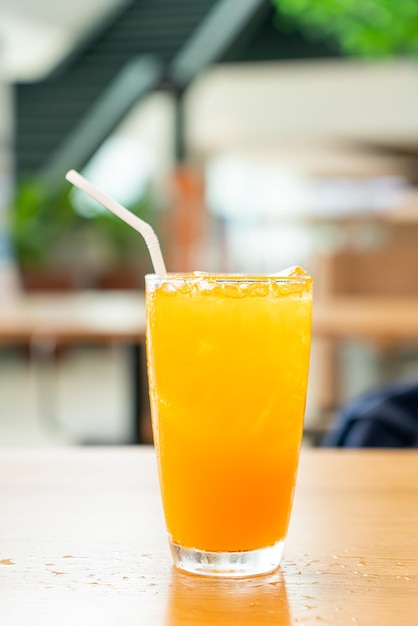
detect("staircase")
[15,0,215,182]
[14,0,338,188]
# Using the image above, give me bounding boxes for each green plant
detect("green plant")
[10,177,158,275]
[272,0,418,57]
[83,192,158,264]
[10,178,77,269]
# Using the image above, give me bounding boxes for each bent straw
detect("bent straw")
[65,169,167,276]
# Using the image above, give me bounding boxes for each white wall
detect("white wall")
[185,60,418,158]
[0,0,125,81]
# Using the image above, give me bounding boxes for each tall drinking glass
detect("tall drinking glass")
[145,271,312,577]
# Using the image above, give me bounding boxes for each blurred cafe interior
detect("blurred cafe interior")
[1,0,418,447]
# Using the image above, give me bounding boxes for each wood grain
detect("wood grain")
[0,291,146,344]
[313,297,418,341]
[0,448,417,625]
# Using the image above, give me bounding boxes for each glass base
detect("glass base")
[169,539,285,578]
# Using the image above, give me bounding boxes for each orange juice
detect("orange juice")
[146,271,312,576]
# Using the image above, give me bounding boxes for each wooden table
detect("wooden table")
[0,291,147,442]
[313,297,418,341]
[0,448,417,625]
[4,292,416,344]
[2,292,417,344]
[0,291,146,344]
[312,296,418,415]
[1,291,418,441]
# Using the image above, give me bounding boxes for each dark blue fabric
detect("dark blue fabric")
[322,380,418,448]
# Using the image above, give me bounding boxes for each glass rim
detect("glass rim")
[145,272,312,285]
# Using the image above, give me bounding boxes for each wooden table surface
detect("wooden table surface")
[0,291,146,344]
[1,291,418,443]
[0,448,417,625]
[1,291,417,344]
[0,291,148,442]
[312,297,418,341]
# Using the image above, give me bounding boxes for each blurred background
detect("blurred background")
[0,0,417,446]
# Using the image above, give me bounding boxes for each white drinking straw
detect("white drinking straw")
[65,169,167,276]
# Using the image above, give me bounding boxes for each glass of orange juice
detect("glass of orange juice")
[145,269,312,577]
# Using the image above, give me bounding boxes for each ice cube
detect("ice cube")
[271,266,308,278]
